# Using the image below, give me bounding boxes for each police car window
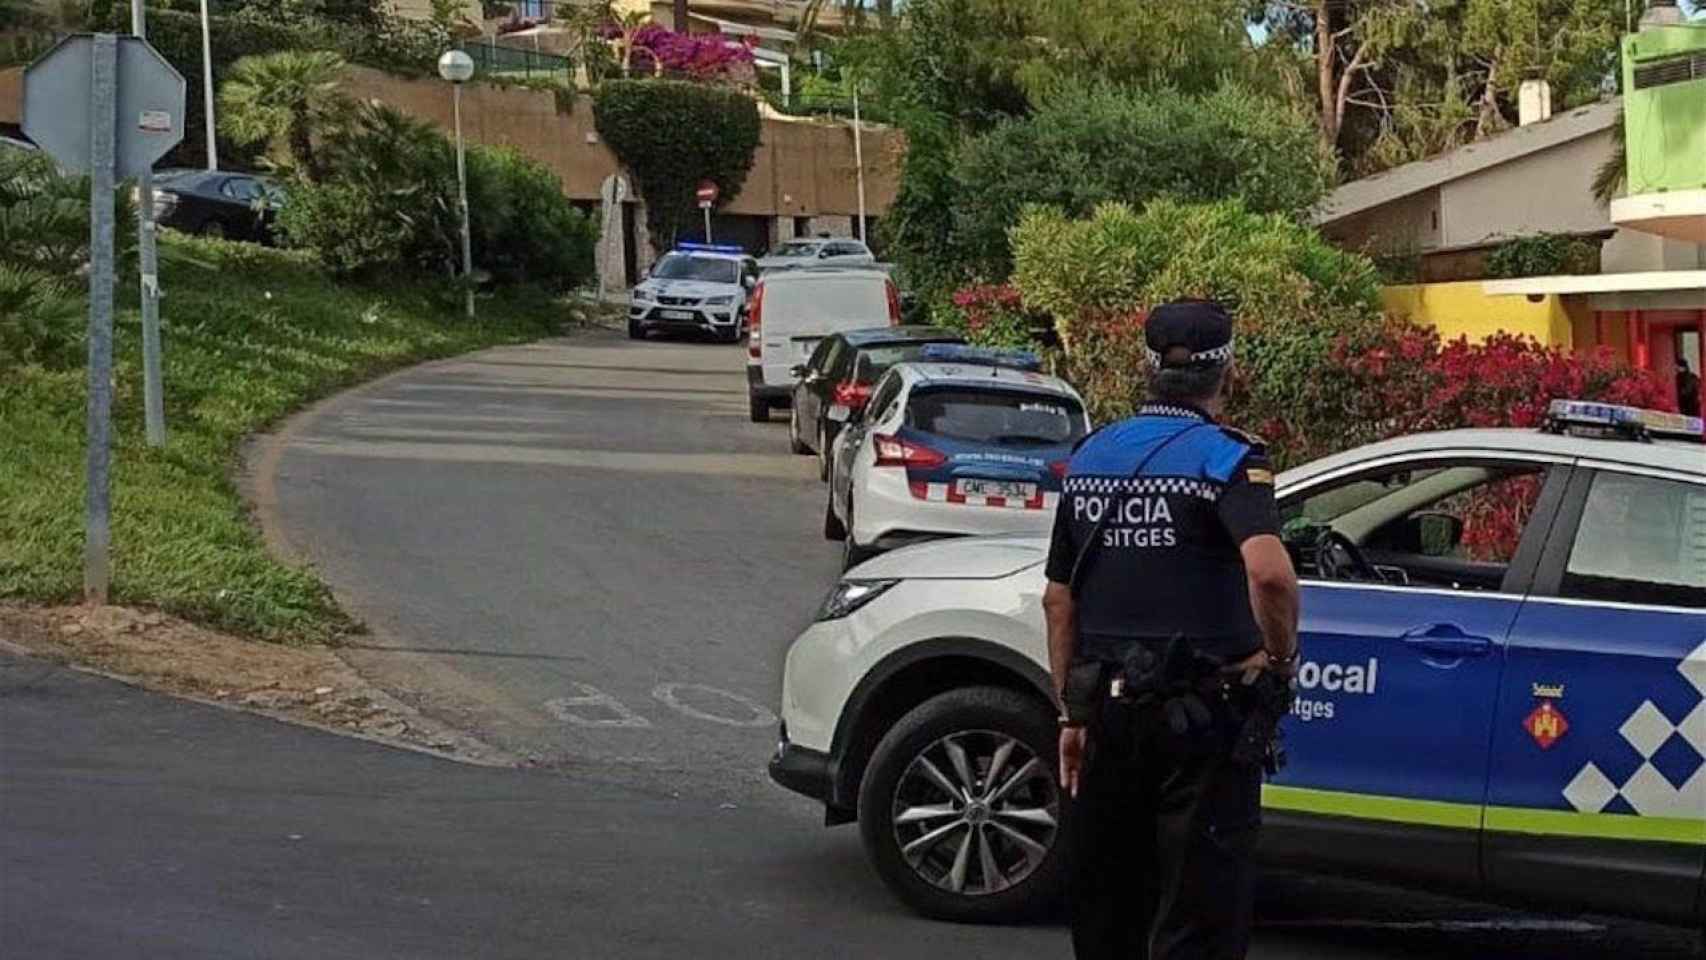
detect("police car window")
[651,255,738,283]
[868,375,904,422]
[1563,473,1706,609]
[904,389,1088,446]
[1282,464,1545,587]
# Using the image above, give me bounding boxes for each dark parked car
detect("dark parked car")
[787,325,965,481]
[148,169,285,242]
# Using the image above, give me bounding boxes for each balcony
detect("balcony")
[1612,22,1706,243]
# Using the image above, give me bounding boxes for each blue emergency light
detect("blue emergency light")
[918,343,1043,372]
[675,242,746,254]
[1542,399,1704,443]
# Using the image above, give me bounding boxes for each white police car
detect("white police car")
[773,400,1706,925]
[824,345,1091,569]
[628,244,758,343]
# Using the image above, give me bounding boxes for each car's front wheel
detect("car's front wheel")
[749,393,770,423]
[627,319,644,340]
[857,686,1066,923]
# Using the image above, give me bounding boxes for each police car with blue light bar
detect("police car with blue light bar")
[824,345,1090,570]
[775,400,1706,926]
[628,243,758,343]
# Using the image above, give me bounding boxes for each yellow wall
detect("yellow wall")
[1381,281,1576,348]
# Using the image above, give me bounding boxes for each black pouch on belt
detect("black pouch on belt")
[1061,660,1107,726]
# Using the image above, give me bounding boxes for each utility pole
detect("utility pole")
[852,81,867,243]
[199,0,216,169]
[133,0,167,447]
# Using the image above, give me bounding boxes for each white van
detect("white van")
[746,268,900,422]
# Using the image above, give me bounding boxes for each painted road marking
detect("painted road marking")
[543,682,652,728]
[651,683,778,728]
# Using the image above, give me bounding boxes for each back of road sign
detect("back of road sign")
[23,34,185,179]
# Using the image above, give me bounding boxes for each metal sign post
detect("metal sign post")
[695,180,718,244]
[23,34,186,605]
[84,34,119,604]
[133,0,165,448]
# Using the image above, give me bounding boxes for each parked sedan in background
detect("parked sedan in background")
[148,169,285,242]
[790,326,966,481]
[757,236,876,272]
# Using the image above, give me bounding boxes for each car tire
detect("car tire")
[824,489,846,541]
[749,394,770,423]
[628,319,644,340]
[789,406,812,455]
[723,325,743,345]
[857,686,1066,923]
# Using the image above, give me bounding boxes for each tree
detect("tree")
[218,50,353,179]
[948,82,1335,281]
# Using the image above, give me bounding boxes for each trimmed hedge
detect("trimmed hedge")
[592,80,761,251]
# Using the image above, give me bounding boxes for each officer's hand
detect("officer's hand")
[1229,648,1271,685]
[1058,726,1086,799]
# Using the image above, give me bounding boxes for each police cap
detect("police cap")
[1144,300,1234,369]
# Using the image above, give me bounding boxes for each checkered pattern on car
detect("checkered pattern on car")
[1063,475,1222,502]
[1562,637,1706,818]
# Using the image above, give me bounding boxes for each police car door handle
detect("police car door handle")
[1399,623,1494,658]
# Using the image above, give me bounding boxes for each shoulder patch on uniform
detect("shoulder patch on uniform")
[1218,425,1265,448]
[1245,467,1274,485]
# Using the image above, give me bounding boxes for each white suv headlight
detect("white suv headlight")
[704,294,735,306]
[815,579,899,621]
[632,287,655,303]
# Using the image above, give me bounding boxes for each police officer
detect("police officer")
[1042,300,1300,960]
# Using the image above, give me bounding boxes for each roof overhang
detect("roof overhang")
[1483,271,1706,311]
[1610,189,1706,244]
[688,12,797,43]
[1315,100,1621,226]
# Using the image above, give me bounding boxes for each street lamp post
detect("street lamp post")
[438,49,476,319]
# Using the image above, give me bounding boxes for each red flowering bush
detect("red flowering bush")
[627,26,754,80]
[946,283,1044,349]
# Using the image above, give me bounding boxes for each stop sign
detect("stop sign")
[695,180,719,205]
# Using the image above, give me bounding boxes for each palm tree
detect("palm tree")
[219,50,353,181]
[1592,106,1626,205]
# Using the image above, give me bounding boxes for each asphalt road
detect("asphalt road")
[9,326,1692,958]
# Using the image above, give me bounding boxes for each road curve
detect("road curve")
[251,326,1701,958]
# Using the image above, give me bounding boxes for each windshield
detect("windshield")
[905,388,1088,446]
[772,242,822,257]
[652,254,738,283]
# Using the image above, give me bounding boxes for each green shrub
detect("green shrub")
[278,103,594,290]
[276,101,460,278]
[466,146,597,291]
[593,80,761,251]
[1485,232,1600,279]
[1009,199,1385,465]
[941,82,1335,283]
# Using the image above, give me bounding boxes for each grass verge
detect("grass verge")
[1,233,573,644]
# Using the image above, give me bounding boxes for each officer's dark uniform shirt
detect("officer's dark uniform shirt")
[1043,403,1280,661]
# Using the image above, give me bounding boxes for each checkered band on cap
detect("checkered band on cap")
[1145,338,1235,368]
[1138,404,1207,421]
[1064,475,1222,502]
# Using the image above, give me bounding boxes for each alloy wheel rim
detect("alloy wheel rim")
[890,729,1058,896]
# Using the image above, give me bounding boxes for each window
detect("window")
[651,254,738,283]
[220,177,261,201]
[903,388,1089,446]
[1280,461,1548,591]
[805,337,836,373]
[1562,472,1706,608]
[866,373,904,423]
[819,339,847,378]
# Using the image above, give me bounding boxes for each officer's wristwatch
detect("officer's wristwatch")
[1267,648,1299,667]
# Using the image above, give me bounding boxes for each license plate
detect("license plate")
[660,309,696,320]
[955,479,1035,500]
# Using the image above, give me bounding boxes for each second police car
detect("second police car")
[824,345,1092,569]
[628,243,758,343]
[774,400,1706,928]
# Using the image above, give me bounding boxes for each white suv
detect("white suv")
[628,244,757,343]
[770,404,1706,927]
[757,236,876,272]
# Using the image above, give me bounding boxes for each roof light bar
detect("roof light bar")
[1542,399,1704,443]
[917,343,1043,372]
[675,242,746,254]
